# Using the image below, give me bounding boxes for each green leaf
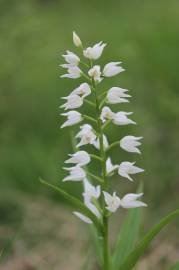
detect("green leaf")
[118,209,179,270]
[89,226,103,266]
[40,178,103,232]
[113,208,141,269]
[112,183,143,269]
[168,262,179,270]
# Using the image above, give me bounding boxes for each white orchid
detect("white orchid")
[83,178,101,201]
[63,166,86,182]
[100,106,115,123]
[61,94,83,110]
[76,124,96,147]
[65,151,91,166]
[73,31,82,47]
[84,197,101,218]
[71,83,91,98]
[103,191,121,213]
[61,66,82,79]
[100,107,135,126]
[74,178,101,224]
[118,161,144,181]
[61,111,82,128]
[113,112,136,125]
[62,50,80,66]
[92,134,109,150]
[120,193,147,208]
[103,62,125,77]
[83,42,106,60]
[120,135,143,154]
[88,65,102,82]
[106,87,131,104]
[59,32,148,260]
[106,158,118,174]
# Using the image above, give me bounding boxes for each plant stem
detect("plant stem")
[91,77,110,270]
[106,140,120,152]
[83,114,98,124]
[90,154,103,162]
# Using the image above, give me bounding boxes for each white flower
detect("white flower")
[73,212,92,224]
[83,178,101,201]
[61,111,82,128]
[93,134,109,150]
[84,197,101,218]
[118,161,144,181]
[100,106,115,123]
[88,65,101,82]
[61,66,82,79]
[83,42,106,60]
[120,193,147,208]
[62,50,80,65]
[65,151,91,166]
[113,112,136,125]
[76,124,96,147]
[83,179,101,218]
[106,158,118,174]
[73,178,101,224]
[61,94,83,110]
[103,62,125,77]
[73,31,82,47]
[71,83,91,98]
[100,107,135,126]
[120,136,143,154]
[107,87,131,104]
[103,191,121,213]
[63,166,86,182]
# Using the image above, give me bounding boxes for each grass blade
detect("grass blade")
[118,209,179,270]
[89,226,103,266]
[113,208,141,269]
[112,183,143,269]
[40,178,103,232]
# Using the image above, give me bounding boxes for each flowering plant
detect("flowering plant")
[41,32,179,270]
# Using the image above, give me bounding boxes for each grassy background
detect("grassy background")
[0,0,179,269]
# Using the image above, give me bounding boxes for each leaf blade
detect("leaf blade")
[118,209,179,270]
[113,208,141,269]
[113,183,143,269]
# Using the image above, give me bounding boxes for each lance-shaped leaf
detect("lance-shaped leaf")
[89,226,103,266]
[112,183,143,269]
[40,178,103,232]
[168,262,179,270]
[118,209,179,270]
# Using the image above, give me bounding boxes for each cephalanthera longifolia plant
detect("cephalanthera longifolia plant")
[41,32,179,270]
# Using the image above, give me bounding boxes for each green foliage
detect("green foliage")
[90,226,103,266]
[118,209,179,270]
[112,206,141,269]
[112,184,143,269]
[168,262,179,270]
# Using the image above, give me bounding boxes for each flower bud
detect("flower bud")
[73,31,82,47]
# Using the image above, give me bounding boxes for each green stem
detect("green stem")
[81,72,91,82]
[83,114,97,125]
[84,99,96,108]
[87,171,104,183]
[91,77,110,270]
[90,154,103,162]
[102,120,111,131]
[106,141,120,152]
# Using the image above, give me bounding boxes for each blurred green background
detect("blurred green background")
[0,0,179,269]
